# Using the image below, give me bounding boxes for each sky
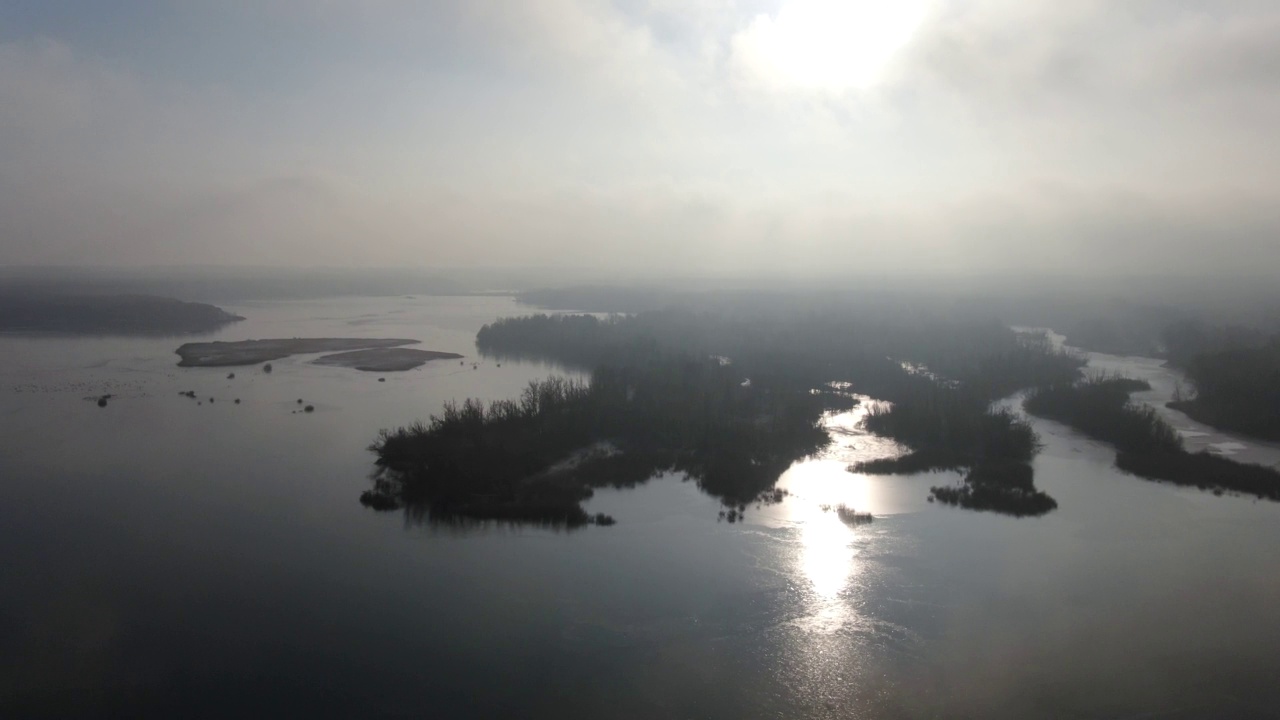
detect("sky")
[1,1,1278,275]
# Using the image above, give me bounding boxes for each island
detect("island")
[312,348,464,372]
[356,305,1277,524]
[362,311,1084,526]
[0,293,243,335]
[175,338,420,367]
[1024,375,1280,499]
[1065,317,1280,442]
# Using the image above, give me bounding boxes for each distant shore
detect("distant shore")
[0,294,243,335]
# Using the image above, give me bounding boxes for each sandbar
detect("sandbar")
[176,338,420,367]
[312,348,464,372]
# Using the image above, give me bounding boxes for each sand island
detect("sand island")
[312,348,464,372]
[175,338,422,367]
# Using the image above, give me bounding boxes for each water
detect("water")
[3,298,1280,718]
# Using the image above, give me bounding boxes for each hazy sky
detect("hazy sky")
[2,1,1278,274]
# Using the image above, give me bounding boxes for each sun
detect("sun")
[736,0,931,92]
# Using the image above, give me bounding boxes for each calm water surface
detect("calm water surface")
[3,298,1280,718]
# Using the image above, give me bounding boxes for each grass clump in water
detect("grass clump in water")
[835,504,874,526]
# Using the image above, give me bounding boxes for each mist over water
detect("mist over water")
[3,294,1280,718]
[5,1,1280,715]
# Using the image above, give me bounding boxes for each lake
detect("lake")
[3,297,1280,718]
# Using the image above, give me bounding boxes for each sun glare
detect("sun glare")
[739,0,930,91]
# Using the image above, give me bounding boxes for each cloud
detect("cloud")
[1,1,1279,275]
[728,0,930,92]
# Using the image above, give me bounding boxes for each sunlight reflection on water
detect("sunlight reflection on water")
[772,398,907,520]
[754,397,909,636]
[799,504,857,601]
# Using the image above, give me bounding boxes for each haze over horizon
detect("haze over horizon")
[3,1,1278,275]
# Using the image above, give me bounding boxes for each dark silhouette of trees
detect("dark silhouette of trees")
[367,311,1085,525]
[0,293,243,335]
[929,461,1057,517]
[1151,320,1280,440]
[1169,337,1280,441]
[364,362,840,526]
[1161,319,1267,369]
[1025,375,1280,500]
[1026,376,1180,455]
